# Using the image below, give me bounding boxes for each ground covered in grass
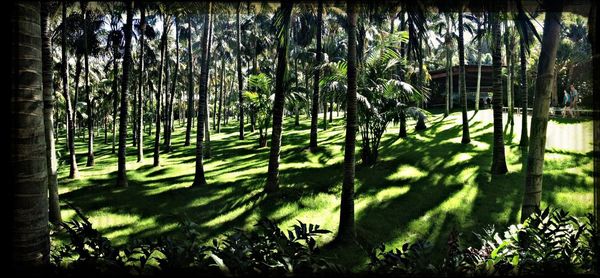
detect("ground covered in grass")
[56,108,594,271]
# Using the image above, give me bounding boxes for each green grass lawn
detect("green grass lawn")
[55,108,594,271]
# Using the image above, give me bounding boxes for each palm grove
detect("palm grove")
[10,0,598,270]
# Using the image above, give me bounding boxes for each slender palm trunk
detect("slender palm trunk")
[323,97,327,130]
[491,13,508,175]
[519,34,529,147]
[165,17,179,153]
[42,2,61,223]
[459,12,470,144]
[217,57,224,133]
[475,22,483,112]
[137,4,145,162]
[237,2,245,140]
[74,56,81,136]
[63,3,79,179]
[185,17,194,146]
[521,4,563,221]
[117,2,133,187]
[193,4,212,187]
[505,20,514,125]
[112,46,119,154]
[11,2,50,268]
[336,1,357,243]
[82,2,95,166]
[204,17,213,158]
[309,0,323,151]
[265,2,293,193]
[154,16,168,167]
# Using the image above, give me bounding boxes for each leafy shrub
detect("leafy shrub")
[369,207,598,276]
[51,206,343,276]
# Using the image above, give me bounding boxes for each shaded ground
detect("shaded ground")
[55,108,594,271]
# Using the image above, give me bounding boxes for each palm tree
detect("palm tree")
[458,9,471,144]
[117,1,133,187]
[309,0,323,152]
[490,12,508,175]
[514,1,540,147]
[164,16,180,152]
[136,2,146,162]
[11,1,50,267]
[81,1,96,166]
[42,2,61,223]
[192,2,212,187]
[264,2,293,193]
[154,10,170,167]
[107,5,123,155]
[237,2,245,140]
[62,2,79,179]
[184,15,194,146]
[521,2,563,222]
[336,1,357,243]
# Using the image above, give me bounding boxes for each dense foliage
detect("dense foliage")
[50,207,597,276]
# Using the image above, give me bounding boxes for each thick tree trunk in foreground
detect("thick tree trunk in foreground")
[117,1,133,187]
[42,2,61,223]
[265,2,293,193]
[11,1,50,268]
[521,4,563,221]
[193,5,212,187]
[490,12,508,175]
[336,1,357,243]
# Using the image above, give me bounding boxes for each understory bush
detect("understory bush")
[369,207,598,276]
[50,207,598,276]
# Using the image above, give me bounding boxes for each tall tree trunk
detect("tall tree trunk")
[117,1,133,187]
[323,96,328,130]
[265,2,293,193]
[212,71,217,130]
[505,20,514,125]
[137,3,145,162]
[112,46,119,154]
[309,0,323,152]
[491,12,508,175]
[475,21,483,112]
[82,2,95,166]
[519,33,529,147]
[336,1,357,243]
[329,98,333,122]
[193,4,212,187]
[521,3,563,221]
[445,14,451,117]
[185,16,194,146]
[74,56,81,136]
[42,2,61,223]
[217,57,224,133]
[63,3,79,178]
[154,16,168,167]
[11,1,50,268]
[204,14,214,159]
[165,17,179,153]
[237,2,245,140]
[459,12,471,144]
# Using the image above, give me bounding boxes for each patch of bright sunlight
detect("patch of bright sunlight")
[387,165,427,182]
[456,166,479,184]
[374,186,410,202]
[444,152,473,168]
[201,202,253,228]
[400,185,478,244]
